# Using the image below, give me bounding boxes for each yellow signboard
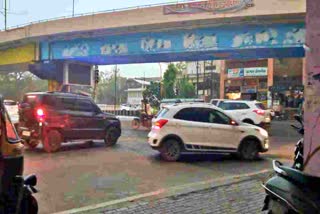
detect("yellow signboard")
[0,44,35,66]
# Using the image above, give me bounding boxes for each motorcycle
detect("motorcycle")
[262,115,320,213]
[0,95,38,214]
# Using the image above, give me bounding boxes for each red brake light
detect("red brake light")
[154,119,168,130]
[36,108,45,122]
[253,109,265,116]
[37,109,44,117]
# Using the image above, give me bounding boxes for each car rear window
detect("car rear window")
[4,101,16,106]
[211,100,218,106]
[218,102,249,110]
[255,103,266,110]
[157,108,169,118]
[22,95,41,107]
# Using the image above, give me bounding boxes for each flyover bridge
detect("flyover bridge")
[0,0,306,88]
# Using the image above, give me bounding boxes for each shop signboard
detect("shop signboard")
[227,68,244,78]
[244,67,268,77]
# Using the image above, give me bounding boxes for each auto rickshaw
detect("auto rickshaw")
[0,95,38,214]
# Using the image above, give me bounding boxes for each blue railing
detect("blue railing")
[1,0,200,31]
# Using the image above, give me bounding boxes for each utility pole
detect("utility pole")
[72,0,75,17]
[4,0,7,30]
[114,65,118,110]
[158,63,162,99]
[196,61,200,97]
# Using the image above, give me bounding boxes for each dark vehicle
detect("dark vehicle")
[18,92,121,153]
[262,115,320,213]
[0,95,38,214]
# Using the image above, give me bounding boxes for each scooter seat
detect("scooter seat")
[280,165,320,188]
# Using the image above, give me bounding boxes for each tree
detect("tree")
[176,76,196,98]
[163,64,177,98]
[0,71,47,101]
[175,62,187,76]
[96,71,127,104]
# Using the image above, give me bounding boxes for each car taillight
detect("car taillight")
[36,108,45,122]
[154,119,168,130]
[253,109,265,116]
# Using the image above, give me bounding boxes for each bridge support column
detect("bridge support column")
[63,62,69,84]
[267,58,274,108]
[304,0,320,177]
[219,60,226,99]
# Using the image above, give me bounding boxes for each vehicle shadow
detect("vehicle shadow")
[24,140,116,154]
[151,153,268,164]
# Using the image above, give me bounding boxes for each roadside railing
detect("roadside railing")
[1,0,199,31]
[103,110,140,117]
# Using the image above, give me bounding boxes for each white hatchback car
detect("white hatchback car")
[148,103,269,162]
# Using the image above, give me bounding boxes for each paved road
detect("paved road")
[23,121,299,214]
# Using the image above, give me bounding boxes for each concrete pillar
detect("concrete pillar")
[90,65,95,88]
[220,60,226,99]
[302,58,307,86]
[304,0,320,177]
[267,58,274,108]
[63,62,69,84]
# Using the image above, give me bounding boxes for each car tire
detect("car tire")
[243,119,254,125]
[43,130,62,153]
[239,140,260,161]
[131,119,140,130]
[104,127,120,147]
[160,139,181,162]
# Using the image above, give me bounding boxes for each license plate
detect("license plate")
[22,131,31,137]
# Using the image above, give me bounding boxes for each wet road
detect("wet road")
[23,121,300,214]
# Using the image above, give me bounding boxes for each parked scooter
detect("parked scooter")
[262,115,320,213]
[0,96,38,214]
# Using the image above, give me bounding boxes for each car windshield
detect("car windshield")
[156,107,169,118]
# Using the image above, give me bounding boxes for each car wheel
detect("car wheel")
[104,127,120,147]
[131,119,140,130]
[27,139,40,149]
[239,140,260,161]
[160,139,181,162]
[243,119,254,125]
[43,130,62,153]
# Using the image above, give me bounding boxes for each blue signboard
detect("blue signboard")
[41,23,305,64]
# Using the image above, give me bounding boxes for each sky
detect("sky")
[0,0,178,77]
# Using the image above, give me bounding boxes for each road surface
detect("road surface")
[23,121,300,214]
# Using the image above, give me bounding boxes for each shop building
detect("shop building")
[220,58,304,113]
[184,60,222,100]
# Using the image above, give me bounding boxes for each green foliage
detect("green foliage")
[0,72,48,101]
[176,76,196,98]
[163,64,177,98]
[96,71,127,104]
[143,81,161,108]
